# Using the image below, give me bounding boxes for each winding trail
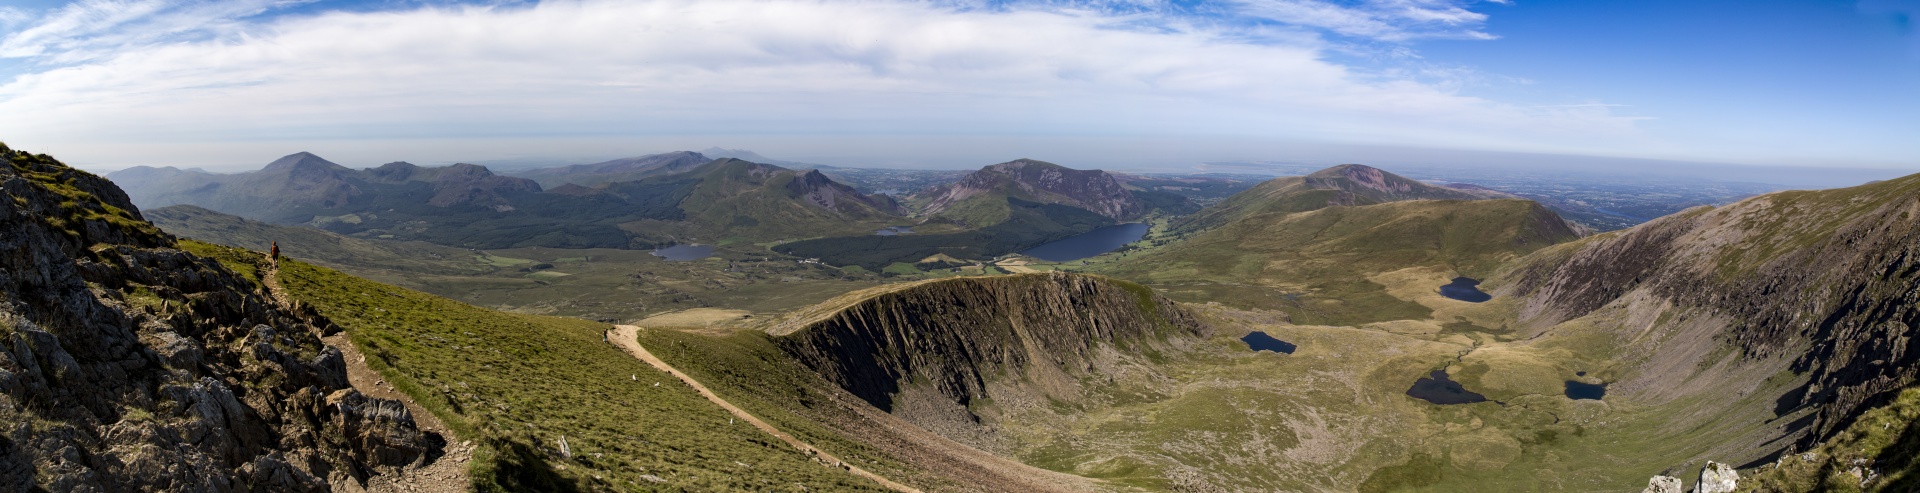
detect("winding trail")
[261,257,475,493]
[608,325,922,493]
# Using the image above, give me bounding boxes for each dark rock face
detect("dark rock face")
[1505,174,1920,450]
[0,146,436,491]
[773,273,1206,419]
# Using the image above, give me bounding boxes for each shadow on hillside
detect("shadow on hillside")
[1870,416,1920,491]
[487,437,581,493]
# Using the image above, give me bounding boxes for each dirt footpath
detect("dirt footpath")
[608,325,921,493]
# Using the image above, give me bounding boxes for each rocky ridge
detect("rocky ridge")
[1503,173,1920,455]
[0,145,440,491]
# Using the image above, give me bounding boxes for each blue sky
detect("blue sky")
[0,0,1915,175]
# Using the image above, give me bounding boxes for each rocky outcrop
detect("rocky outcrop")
[1642,475,1683,493]
[1698,461,1739,493]
[921,159,1144,221]
[1503,174,1920,452]
[771,273,1206,431]
[0,145,437,491]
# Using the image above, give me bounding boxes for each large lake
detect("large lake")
[651,244,714,261]
[1020,223,1149,262]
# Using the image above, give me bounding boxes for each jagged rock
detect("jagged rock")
[0,144,439,490]
[1641,475,1682,493]
[1696,461,1739,493]
[325,389,432,473]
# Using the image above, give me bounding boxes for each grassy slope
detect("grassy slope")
[1102,199,1573,325]
[633,329,960,489]
[184,240,887,492]
[1740,387,1920,492]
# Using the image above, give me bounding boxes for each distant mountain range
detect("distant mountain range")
[109,152,903,249]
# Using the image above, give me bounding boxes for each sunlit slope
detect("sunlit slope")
[1105,198,1577,325]
[184,242,897,491]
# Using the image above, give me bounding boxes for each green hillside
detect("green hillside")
[1104,198,1578,325]
[184,241,894,492]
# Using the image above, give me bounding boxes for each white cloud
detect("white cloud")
[0,0,1650,167]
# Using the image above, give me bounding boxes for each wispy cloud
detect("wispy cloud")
[0,0,298,61]
[0,0,1649,167]
[1229,0,1498,41]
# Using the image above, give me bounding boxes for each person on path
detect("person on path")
[270,241,280,266]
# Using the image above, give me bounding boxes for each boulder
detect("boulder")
[1641,475,1682,493]
[1697,461,1739,493]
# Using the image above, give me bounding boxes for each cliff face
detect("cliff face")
[1504,174,1920,451]
[0,146,435,491]
[770,273,1206,433]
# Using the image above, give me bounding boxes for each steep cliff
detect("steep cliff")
[768,273,1207,438]
[0,144,436,491]
[1503,173,1920,453]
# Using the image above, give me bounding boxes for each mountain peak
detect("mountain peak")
[262,152,348,174]
[986,158,1069,173]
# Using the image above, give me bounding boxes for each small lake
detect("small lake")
[1439,277,1492,303]
[1406,370,1489,405]
[1565,380,1607,400]
[651,244,714,261]
[1019,223,1149,262]
[874,226,914,236]
[1241,331,1296,354]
